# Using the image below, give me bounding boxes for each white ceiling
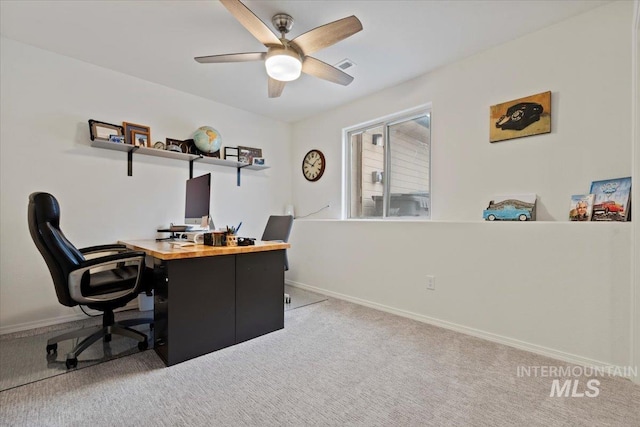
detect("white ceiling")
[0,0,609,123]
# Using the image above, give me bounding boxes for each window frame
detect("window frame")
[343,105,432,220]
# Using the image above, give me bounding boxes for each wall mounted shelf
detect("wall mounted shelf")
[90,140,269,186]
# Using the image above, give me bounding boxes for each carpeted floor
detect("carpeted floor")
[0,290,637,426]
[0,285,327,392]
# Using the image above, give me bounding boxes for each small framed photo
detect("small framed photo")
[252,157,265,166]
[569,194,594,221]
[109,134,125,144]
[131,130,149,147]
[238,146,262,164]
[123,122,151,145]
[89,119,124,142]
[224,146,239,160]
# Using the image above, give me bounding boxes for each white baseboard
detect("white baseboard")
[285,280,635,380]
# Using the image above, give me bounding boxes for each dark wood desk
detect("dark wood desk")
[120,240,290,366]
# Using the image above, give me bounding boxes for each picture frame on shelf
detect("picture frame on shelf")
[252,157,265,166]
[123,122,151,145]
[224,147,239,160]
[569,194,594,221]
[131,130,149,147]
[238,146,262,164]
[589,177,632,222]
[89,119,124,142]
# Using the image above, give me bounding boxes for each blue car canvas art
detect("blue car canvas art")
[483,194,537,221]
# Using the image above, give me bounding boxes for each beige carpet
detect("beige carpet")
[1,296,638,426]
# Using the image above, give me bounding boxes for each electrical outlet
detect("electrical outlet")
[426,275,435,290]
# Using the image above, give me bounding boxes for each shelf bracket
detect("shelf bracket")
[189,155,204,179]
[236,165,250,186]
[127,146,140,176]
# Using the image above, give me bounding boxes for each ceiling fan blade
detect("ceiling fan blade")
[219,0,282,47]
[302,56,354,86]
[268,78,286,98]
[195,52,266,63]
[291,16,362,56]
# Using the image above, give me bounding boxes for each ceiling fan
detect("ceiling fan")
[195,0,363,98]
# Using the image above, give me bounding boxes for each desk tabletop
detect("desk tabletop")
[119,239,290,261]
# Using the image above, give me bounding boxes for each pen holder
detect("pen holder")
[226,234,237,247]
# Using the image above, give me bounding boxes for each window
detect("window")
[346,108,431,219]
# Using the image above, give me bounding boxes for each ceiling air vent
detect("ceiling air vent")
[335,58,356,70]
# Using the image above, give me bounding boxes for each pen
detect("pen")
[236,222,242,234]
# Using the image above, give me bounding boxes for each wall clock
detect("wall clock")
[302,149,325,182]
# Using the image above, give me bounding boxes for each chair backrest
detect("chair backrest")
[28,192,85,307]
[261,215,293,270]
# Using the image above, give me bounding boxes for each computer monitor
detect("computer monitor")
[185,173,211,226]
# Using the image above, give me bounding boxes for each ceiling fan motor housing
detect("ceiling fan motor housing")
[272,13,294,35]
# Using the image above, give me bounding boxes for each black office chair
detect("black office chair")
[28,192,152,369]
[261,215,294,303]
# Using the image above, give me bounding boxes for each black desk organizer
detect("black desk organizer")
[202,233,255,246]
[156,226,189,242]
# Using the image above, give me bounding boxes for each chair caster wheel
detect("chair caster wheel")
[284,294,291,304]
[46,343,58,354]
[138,340,149,351]
[66,358,78,369]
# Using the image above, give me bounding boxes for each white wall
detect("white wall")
[632,0,640,384]
[288,1,636,370]
[288,221,631,367]
[0,37,292,332]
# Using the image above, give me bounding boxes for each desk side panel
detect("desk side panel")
[235,250,285,343]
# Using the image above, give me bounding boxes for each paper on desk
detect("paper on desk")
[170,242,194,248]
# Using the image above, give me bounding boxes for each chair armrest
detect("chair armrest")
[68,251,146,304]
[78,250,146,268]
[79,244,129,255]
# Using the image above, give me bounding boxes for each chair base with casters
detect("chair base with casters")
[45,308,152,369]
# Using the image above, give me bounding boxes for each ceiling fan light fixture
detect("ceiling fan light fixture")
[265,48,302,82]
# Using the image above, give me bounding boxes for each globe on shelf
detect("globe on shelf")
[192,126,222,154]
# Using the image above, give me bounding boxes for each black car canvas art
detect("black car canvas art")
[490,91,551,143]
